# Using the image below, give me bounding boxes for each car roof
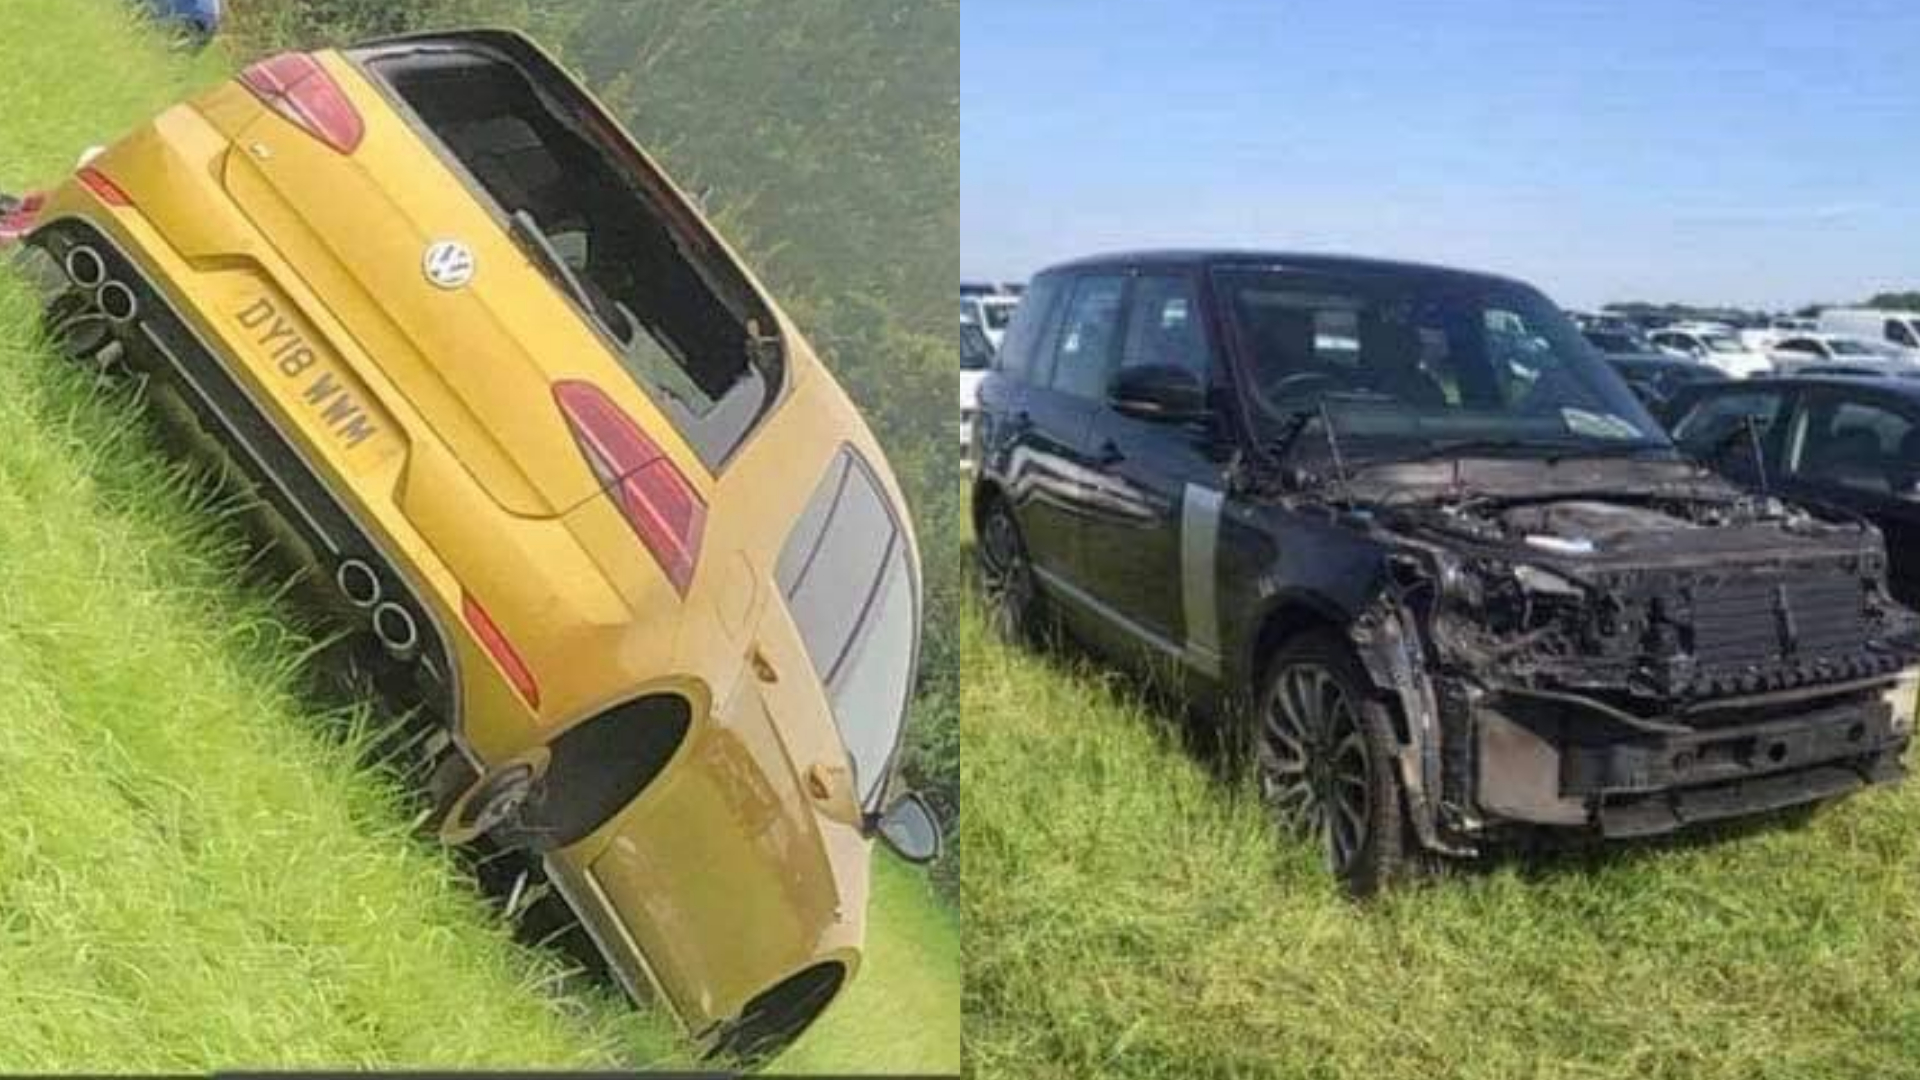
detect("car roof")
[1034,249,1535,290]
[1688,374,1920,400]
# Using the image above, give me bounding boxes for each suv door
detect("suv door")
[1003,272,1127,594]
[1081,269,1232,669]
[1779,388,1920,606]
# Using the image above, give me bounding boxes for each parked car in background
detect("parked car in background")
[1604,350,1727,411]
[1667,374,1920,607]
[7,29,939,1060]
[1818,309,1920,355]
[972,249,1918,895]
[1581,326,1657,356]
[1582,326,1724,409]
[1767,333,1911,374]
[1649,327,1773,378]
[961,320,994,472]
[961,292,1022,349]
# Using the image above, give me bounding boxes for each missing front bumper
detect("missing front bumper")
[1471,686,1909,836]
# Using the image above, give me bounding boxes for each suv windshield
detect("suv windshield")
[1215,265,1668,463]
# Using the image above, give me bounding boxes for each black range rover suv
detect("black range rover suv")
[971,250,1920,894]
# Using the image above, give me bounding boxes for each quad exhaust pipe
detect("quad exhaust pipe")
[97,280,137,324]
[60,245,137,325]
[335,559,382,609]
[335,558,420,660]
[373,601,420,661]
[63,245,105,289]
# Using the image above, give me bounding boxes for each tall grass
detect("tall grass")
[963,566,1920,1079]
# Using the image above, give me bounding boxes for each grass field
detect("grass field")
[962,539,1920,1080]
[0,1,956,1072]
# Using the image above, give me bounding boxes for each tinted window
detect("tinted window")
[1672,389,1786,454]
[961,323,994,371]
[1047,274,1126,400]
[994,273,1065,382]
[1791,397,1920,494]
[776,451,917,804]
[1889,320,1919,348]
[1120,273,1210,379]
[1777,338,1824,355]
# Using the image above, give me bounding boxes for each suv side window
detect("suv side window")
[1789,396,1919,495]
[995,273,1066,382]
[1119,273,1210,379]
[1047,274,1127,400]
[1672,389,1787,455]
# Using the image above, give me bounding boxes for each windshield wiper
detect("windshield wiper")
[508,209,604,326]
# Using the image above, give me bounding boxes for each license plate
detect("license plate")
[227,289,400,475]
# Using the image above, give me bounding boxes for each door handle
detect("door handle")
[1094,439,1125,466]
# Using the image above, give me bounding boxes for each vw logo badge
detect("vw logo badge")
[423,239,476,290]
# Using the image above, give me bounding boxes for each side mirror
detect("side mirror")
[869,791,943,864]
[1109,363,1207,422]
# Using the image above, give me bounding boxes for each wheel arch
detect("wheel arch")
[1244,588,1412,746]
[532,691,696,849]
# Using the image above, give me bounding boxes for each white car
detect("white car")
[1817,308,1920,356]
[961,294,1021,348]
[1767,332,1915,374]
[960,321,994,473]
[1647,328,1773,378]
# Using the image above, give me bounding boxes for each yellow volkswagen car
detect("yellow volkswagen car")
[4,29,938,1061]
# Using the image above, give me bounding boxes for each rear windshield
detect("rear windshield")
[355,35,781,470]
[776,450,918,806]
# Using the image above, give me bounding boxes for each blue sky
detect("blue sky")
[962,0,1919,310]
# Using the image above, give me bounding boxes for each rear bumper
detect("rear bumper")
[24,216,466,728]
[1471,682,1910,837]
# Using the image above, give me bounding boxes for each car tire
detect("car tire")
[1256,630,1409,897]
[977,494,1041,645]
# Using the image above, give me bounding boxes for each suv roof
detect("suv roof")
[1037,249,1533,290]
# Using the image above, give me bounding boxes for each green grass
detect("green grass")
[963,558,1920,1079]
[0,1,957,1072]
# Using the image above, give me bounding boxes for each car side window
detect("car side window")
[994,274,1065,383]
[1118,273,1210,380]
[1789,396,1920,495]
[1673,389,1786,456]
[1888,320,1918,349]
[1777,338,1821,355]
[1047,274,1127,400]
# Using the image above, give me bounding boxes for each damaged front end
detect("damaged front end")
[1358,482,1920,847]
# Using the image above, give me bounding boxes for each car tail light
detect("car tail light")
[238,52,364,154]
[0,192,47,243]
[553,380,707,595]
[462,592,540,709]
[75,168,130,207]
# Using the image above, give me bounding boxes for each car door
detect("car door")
[1080,268,1234,670]
[1004,271,1128,593]
[1778,387,1920,606]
